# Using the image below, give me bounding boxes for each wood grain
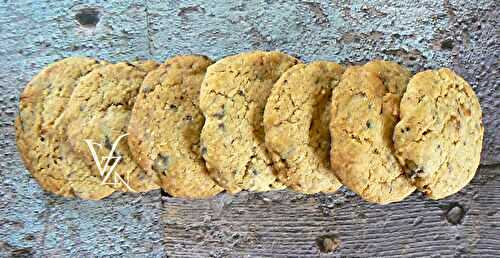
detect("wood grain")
[162,166,499,257]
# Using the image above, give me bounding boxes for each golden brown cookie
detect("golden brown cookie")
[63,61,160,193]
[393,68,483,199]
[199,51,299,193]
[330,61,415,204]
[16,57,116,199]
[127,55,224,198]
[264,61,344,194]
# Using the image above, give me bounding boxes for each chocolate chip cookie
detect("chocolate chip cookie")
[16,57,117,199]
[330,61,415,204]
[63,61,160,193]
[393,68,483,199]
[199,51,299,193]
[264,61,343,194]
[128,55,224,198]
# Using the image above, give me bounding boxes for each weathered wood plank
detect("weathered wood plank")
[162,166,499,257]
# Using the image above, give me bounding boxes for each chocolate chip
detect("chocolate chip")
[153,154,170,172]
[214,109,225,119]
[142,85,153,93]
[218,123,225,130]
[108,152,120,166]
[104,135,113,149]
[366,120,372,128]
[200,146,207,156]
[169,104,178,111]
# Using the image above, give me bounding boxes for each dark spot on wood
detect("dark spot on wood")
[12,247,34,257]
[441,39,454,50]
[75,8,101,28]
[302,1,329,26]
[316,235,340,253]
[178,5,205,17]
[446,203,465,225]
[23,234,35,241]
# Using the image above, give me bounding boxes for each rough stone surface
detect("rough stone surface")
[0,0,498,256]
[0,0,164,256]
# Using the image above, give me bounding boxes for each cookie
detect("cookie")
[330,61,415,204]
[16,57,117,199]
[63,61,160,193]
[127,55,224,198]
[393,68,483,199]
[264,61,344,194]
[199,51,299,193]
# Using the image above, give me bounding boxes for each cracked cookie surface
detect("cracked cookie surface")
[128,55,224,198]
[264,61,343,194]
[15,57,117,199]
[330,61,415,204]
[199,51,299,193]
[64,61,160,193]
[393,68,483,199]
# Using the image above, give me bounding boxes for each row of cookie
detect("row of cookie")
[194,51,482,204]
[16,51,483,204]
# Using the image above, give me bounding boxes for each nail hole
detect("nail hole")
[441,39,454,50]
[445,203,465,225]
[75,8,101,28]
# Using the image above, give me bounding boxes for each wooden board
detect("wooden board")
[0,0,498,257]
[162,166,499,257]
